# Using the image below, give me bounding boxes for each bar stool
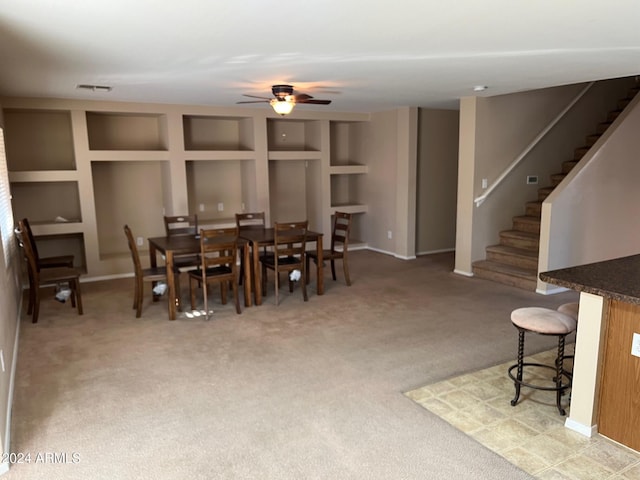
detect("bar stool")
[508,307,577,415]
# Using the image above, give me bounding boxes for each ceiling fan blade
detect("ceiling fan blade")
[293,93,313,101]
[242,94,272,100]
[236,100,269,104]
[297,99,332,105]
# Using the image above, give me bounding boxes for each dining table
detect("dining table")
[239,227,324,306]
[148,234,252,320]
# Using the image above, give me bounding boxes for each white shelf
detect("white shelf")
[29,222,83,236]
[9,170,79,182]
[330,204,368,215]
[329,165,368,175]
[268,151,322,161]
[184,151,256,161]
[89,151,171,161]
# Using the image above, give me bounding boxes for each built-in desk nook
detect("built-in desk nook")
[540,254,640,452]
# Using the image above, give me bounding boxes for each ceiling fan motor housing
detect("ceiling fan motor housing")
[272,84,294,100]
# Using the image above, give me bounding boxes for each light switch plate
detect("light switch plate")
[631,333,640,357]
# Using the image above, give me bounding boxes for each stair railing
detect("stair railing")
[474,82,594,207]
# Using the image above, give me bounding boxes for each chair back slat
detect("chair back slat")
[331,212,352,251]
[164,215,198,237]
[124,224,143,277]
[15,220,39,282]
[274,221,308,261]
[199,227,238,273]
[235,212,266,229]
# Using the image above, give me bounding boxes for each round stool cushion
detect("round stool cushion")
[557,302,579,321]
[511,307,577,334]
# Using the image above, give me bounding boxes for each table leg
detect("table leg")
[166,251,177,321]
[316,236,324,295]
[242,243,252,307]
[253,240,262,306]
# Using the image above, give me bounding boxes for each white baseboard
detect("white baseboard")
[565,417,598,437]
[536,285,570,295]
[416,248,455,256]
[453,269,474,277]
[365,247,415,260]
[2,297,22,477]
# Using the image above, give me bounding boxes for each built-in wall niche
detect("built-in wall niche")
[183,115,254,151]
[185,160,256,224]
[268,160,322,230]
[11,181,81,224]
[92,161,167,259]
[86,112,168,151]
[267,119,321,151]
[330,173,366,209]
[34,233,86,272]
[3,109,76,171]
[330,121,367,166]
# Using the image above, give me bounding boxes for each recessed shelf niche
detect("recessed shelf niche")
[267,119,321,152]
[86,112,168,151]
[11,181,81,224]
[4,109,76,171]
[183,115,254,151]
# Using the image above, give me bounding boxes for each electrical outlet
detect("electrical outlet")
[241,203,245,211]
[482,178,488,189]
[199,203,205,212]
[387,230,392,240]
[136,236,143,246]
[217,202,224,212]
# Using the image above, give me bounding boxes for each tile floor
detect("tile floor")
[406,349,640,479]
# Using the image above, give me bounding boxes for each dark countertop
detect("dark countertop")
[540,254,640,305]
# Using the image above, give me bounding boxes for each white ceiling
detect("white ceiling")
[1,0,639,113]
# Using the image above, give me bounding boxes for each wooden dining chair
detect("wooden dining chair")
[15,219,83,323]
[163,214,200,271]
[235,212,271,285]
[306,211,352,286]
[22,217,75,269]
[260,220,308,305]
[188,227,241,318]
[125,224,180,318]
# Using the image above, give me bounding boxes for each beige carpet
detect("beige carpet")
[5,250,580,479]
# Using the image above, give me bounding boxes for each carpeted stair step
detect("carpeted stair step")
[596,121,612,134]
[485,244,539,270]
[585,133,601,146]
[525,200,542,217]
[537,186,555,201]
[512,215,541,234]
[607,110,622,122]
[499,229,539,250]
[618,98,632,110]
[562,160,579,174]
[550,173,566,186]
[472,260,537,291]
[574,146,590,160]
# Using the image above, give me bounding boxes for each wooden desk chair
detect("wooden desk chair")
[188,227,241,318]
[235,212,272,284]
[163,214,200,271]
[260,220,308,305]
[125,224,179,318]
[306,211,352,286]
[15,219,83,323]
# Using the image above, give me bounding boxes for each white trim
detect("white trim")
[453,269,474,277]
[2,297,22,477]
[366,247,415,260]
[416,248,455,256]
[565,417,598,437]
[536,285,570,295]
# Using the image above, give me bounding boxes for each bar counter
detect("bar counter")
[540,254,640,451]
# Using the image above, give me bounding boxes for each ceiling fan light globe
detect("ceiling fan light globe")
[270,98,295,116]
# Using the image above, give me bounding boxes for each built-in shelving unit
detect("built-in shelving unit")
[2,98,371,279]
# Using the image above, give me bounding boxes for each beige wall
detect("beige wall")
[0,106,24,470]
[538,94,640,293]
[455,78,636,275]
[416,109,459,254]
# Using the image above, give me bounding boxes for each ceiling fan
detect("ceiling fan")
[237,84,332,115]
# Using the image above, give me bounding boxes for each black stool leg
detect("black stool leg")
[555,335,566,416]
[510,329,525,407]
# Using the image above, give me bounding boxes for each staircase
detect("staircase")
[472,85,640,291]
